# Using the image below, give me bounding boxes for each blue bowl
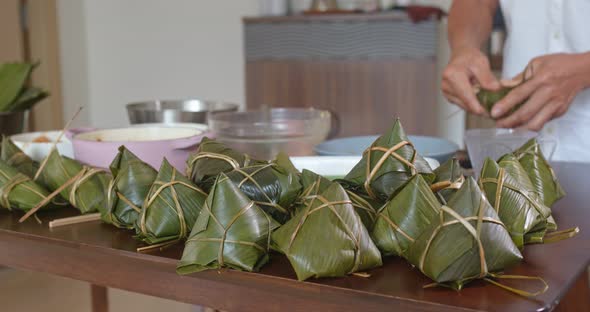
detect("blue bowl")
[314,135,459,164]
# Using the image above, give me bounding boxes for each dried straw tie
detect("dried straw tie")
[19,165,104,223]
[6,151,29,167]
[105,176,140,228]
[420,193,548,297]
[287,194,363,275]
[19,107,88,223]
[298,177,377,224]
[232,164,289,215]
[187,152,251,177]
[186,178,273,268]
[364,140,417,199]
[430,177,465,193]
[137,168,207,252]
[377,184,440,246]
[479,168,579,243]
[0,173,35,211]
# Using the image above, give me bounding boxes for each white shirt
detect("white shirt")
[500,0,590,162]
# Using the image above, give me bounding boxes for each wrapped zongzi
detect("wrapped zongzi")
[513,139,565,207]
[1,136,37,178]
[272,182,382,281]
[104,146,157,229]
[186,137,265,192]
[0,160,57,212]
[300,169,380,230]
[136,158,207,248]
[225,163,301,224]
[177,173,280,274]
[35,149,110,214]
[406,177,523,290]
[479,156,554,248]
[340,119,434,202]
[371,174,441,258]
[431,158,465,204]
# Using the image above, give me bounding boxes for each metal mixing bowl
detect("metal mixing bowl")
[126,99,238,125]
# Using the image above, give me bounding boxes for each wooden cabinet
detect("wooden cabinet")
[244,13,440,137]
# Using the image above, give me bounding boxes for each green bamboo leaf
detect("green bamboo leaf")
[136,158,207,246]
[513,139,565,207]
[341,119,435,202]
[1,136,38,178]
[225,163,302,224]
[0,160,58,212]
[300,169,380,230]
[177,173,280,274]
[186,137,266,192]
[0,63,34,112]
[432,158,465,204]
[272,182,382,281]
[479,157,553,248]
[37,149,111,214]
[406,177,522,290]
[103,146,158,229]
[371,174,441,258]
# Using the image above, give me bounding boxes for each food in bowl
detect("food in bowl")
[11,131,74,161]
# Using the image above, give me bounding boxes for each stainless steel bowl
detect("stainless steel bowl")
[0,111,27,136]
[126,99,239,125]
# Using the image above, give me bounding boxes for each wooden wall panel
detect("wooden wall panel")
[246,59,438,138]
[26,0,64,130]
[0,0,24,62]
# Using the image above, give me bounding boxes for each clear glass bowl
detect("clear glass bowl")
[208,108,332,160]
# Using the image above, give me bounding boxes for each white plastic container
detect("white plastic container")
[464,128,556,177]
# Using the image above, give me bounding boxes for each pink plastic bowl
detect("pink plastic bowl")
[67,125,209,172]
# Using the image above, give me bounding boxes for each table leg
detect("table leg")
[91,284,109,312]
[555,270,590,312]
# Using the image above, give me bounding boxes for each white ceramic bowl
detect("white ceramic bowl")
[10,131,74,162]
[290,156,440,178]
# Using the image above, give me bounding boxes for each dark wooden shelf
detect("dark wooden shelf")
[0,162,589,311]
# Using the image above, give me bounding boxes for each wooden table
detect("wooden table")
[0,162,589,312]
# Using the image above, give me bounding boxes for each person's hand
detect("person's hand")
[493,53,590,131]
[442,47,501,115]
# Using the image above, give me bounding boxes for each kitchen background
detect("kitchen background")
[0,0,502,311]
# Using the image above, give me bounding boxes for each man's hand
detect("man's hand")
[494,53,590,131]
[442,47,501,115]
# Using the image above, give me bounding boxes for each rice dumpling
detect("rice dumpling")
[405,177,523,290]
[479,156,554,248]
[371,174,441,258]
[104,146,158,229]
[225,163,301,224]
[300,169,380,230]
[177,173,280,274]
[340,119,435,202]
[272,182,382,281]
[0,160,57,212]
[186,137,265,192]
[136,158,207,248]
[1,136,37,178]
[35,149,110,215]
[513,139,565,207]
[431,158,465,204]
